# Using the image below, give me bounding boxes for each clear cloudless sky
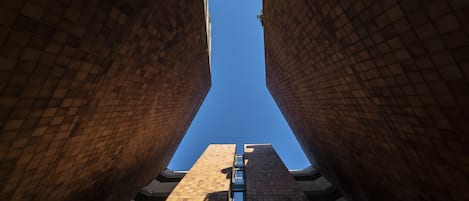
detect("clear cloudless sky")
[168,0,310,170]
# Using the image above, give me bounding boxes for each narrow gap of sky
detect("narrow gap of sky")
[168,0,310,170]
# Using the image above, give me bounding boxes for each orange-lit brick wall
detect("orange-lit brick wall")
[167,144,235,201]
[244,144,308,200]
[0,0,211,200]
[264,0,469,201]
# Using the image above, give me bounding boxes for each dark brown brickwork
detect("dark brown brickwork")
[244,144,308,200]
[167,144,235,201]
[263,0,469,201]
[0,0,211,200]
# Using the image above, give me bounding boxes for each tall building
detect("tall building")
[0,0,211,200]
[263,0,469,201]
[138,144,343,201]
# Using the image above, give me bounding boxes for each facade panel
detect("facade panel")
[167,144,235,201]
[244,144,308,201]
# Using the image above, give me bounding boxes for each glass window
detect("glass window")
[235,170,243,178]
[232,155,245,199]
[233,168,244,185]
[235,155,244,167]
[234,177,244,185]
[233,192,244,201]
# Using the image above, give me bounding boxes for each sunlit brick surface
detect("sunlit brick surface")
[0,0,210,200]
[167,144,235,201]
[244,144,308,201]
[264,0,469,201]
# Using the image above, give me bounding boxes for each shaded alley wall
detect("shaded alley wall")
[263,0,469,200]
[0,0,211,200]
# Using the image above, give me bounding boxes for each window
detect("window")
[235,155,244,167]
[232,154,245,200]
[232,168,245,190]
[235,170,244,178]
[233,192,244,201]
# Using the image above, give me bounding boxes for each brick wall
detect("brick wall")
[263,0,469,201]
[167,144,235,201]
[0,0,211,200]
[244,144,308,200]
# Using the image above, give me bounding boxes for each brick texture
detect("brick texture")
[263,0,469,201]
[244,144,308,201]
[167,144,235,201]
[0,0,210,200]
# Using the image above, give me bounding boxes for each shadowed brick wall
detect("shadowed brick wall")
[0,0,211,200]
[244,144,308,200]
[167,144,235,201]
[263,0,469,201]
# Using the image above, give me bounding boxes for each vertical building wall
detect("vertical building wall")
[244,144,308,201]
[167,144,235,201]
[263,0,469,201]
[0,0,211,200]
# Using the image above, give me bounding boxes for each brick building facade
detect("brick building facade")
[167,144,235,201]
[160,144,314,201]
[0,0,211,200]
[244,144,308,201]
[263,0,469,201]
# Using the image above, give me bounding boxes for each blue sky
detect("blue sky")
[168,0,310,170]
